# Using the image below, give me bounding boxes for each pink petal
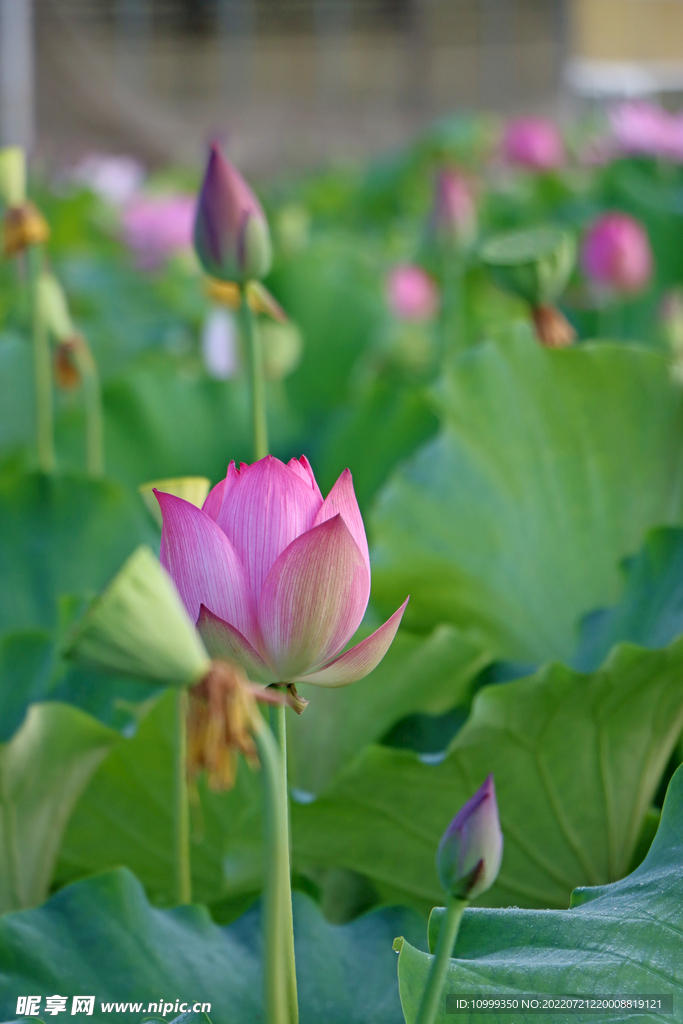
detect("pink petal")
[215,455,322,604]
[155,490,257,645]
[258,515,370,681]
[197,605,276,683]
[314,469,370,585]
[287,455,323,501]
[202,479,225,521]
[294,598,409,686]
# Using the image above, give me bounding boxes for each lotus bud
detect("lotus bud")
[436,774,503,900]
[64,545,211,686]
[430,169,477,252]
[194,143,272,284]
[502,117,565,172]
[0,147,26,207]
[260,320,303,381]
[139,477,211,528]
[387,265,438,322]
[581,212,653,295]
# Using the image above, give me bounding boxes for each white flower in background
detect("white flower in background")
[71,153,145,206]
[201,306,240,380]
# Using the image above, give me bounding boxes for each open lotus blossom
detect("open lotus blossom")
[610,101,683,162]
[121,193,195,270]
[155,455,408,688]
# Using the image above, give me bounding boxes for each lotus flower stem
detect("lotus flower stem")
[440,253,466,361]
[26,245,55,473]
[240,292,269,461]
[173,687,192,904]
[269,699,299,1024]
[71,339,105,478]
[414,896,467,1024]
[252,707,295,1024]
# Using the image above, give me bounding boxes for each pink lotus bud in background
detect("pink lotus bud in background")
[430,169,477,251]
[121,194,195,270]
[194,142,272,283]
[436,774,503,900]
[581,212,653,294]
[156,455,408,687]
[502,117,565,171]
[387,265,438,321]
[71,153,145,206]
[610,101,683,162]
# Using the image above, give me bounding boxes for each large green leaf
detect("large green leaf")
[395,763,683,1024]
[56,689,264,911]
[0,703,117,913]
[574,526,683,671]
[0,471,157,632]
[371,338,683,663]
[289,625,489,796]
[293,638,683,913]
[0,869,423,1024]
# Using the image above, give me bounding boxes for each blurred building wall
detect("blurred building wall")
[8,0,569,171]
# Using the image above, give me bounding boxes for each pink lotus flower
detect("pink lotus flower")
[387,265,438,321]
[610,101,683,162]
[194,142,272,283]
[430,169,477,250]
[502,117,565,171]
[436,774,503,900]
[581,212,653,294]
[121,194,195,270]
[155,455,408,686]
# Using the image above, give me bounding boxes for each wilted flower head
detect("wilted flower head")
[187,659,281,790]
[502,117,565,171]
[610,102,683,162]
[581,212,653,294]
[436,774,503,900]
[156,455,408,691]
[121,194,195,270]
[194,142,272,284]
[430,169,477,251]
[387,265,438,322]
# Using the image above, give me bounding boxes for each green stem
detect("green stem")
[72,340,105,478]
[173,687,192,904]
[240,291,269,461]
[269,700,299,1024]
[252,710,293,1024]
[415,896,467,1024]
[440,252,466,364]
[26,246,55,473]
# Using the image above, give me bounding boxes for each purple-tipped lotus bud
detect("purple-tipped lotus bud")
[193,143,272,284]
[436,774,503,900]
[431,169,477,251]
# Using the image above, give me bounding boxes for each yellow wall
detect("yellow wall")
[573,0,683,61]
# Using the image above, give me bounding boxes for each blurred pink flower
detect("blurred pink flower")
[387,265,438,321]
[581,212,653,294]
[71,153,145,205]
[121,194,196,270]
[610,102,683,161]
[155,455,408,685]
[431,169,477,250]
[502,117,565,171]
